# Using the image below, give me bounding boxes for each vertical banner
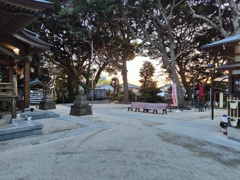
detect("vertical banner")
[199,82,203,99]
[172,83,178,106]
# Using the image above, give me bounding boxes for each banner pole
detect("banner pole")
[172,83,181,113]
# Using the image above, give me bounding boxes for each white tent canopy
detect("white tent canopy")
[214,75,228,83]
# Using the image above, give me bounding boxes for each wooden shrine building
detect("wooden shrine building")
[0,0,53,117]
[200,34,240,141]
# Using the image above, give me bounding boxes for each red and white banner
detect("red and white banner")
[199,82,204,98]
[172,83,178,106]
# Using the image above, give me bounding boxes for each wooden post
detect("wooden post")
[24,60,31,108]
[8,61,14,83]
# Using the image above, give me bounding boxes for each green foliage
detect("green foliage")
[98,79,111,85]
[29,0,138,103]
[54,66,80,103]
[30,53,51,83]
[24,0,233,105]
[110,77,120,95]
[128,90,137,102]
[139,87,162,103]
[138,61,162,102]
[106,89,112,96]
[139,61,157,88]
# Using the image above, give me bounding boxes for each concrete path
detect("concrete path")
[0,103,239,180]
[63,103,239,150]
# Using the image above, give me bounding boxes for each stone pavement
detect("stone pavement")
[1,103,240,180]
[47,103,240,151]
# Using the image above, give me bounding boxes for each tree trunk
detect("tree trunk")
[122,58,129,104]
[67,74,75,102]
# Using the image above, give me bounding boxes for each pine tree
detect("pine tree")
[139,61,157,88]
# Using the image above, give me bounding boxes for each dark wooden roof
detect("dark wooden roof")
[215,61,240,70]
[0,28,52,64]
[0,0,53,34]
[0,0,53,64]
[13,29,52,51]
[200,34,240,50]
[199,34,240,57]
[199,34,240,70]
[19,78,48,88]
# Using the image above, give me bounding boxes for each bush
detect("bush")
[139,87,163,103]
[114,95,123,101]
[146,95,162,103]
[129,90,137,102]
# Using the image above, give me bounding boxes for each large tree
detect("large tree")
[31,0,140,103]
[127,0,196,107]
[31,1,91,101]
[127,0,233,106]
[184,0,237,96]
[187,0,237,37]
[31,0,118,102]
[29,0,236,105]
[85,0,138,103]
[139,61,160,103]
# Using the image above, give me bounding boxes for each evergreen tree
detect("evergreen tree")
[139,61,157,88]
[139,61,160,103]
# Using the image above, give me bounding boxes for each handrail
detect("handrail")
[0,81,17,96]
[0,81,17,119]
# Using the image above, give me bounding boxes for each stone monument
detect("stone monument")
[39,93,56,110]
[70,95,92,116]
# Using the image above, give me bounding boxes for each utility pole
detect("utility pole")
[90,41,93,114]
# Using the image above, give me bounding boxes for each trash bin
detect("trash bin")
[219,114,228,135]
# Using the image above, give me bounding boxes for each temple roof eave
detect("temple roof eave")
[215,61,240,70]
[0,0,53,34]
[13,29,52,51]
[200,34,240,50]
[0,46,28,61]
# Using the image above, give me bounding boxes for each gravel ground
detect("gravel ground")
[35,118,83,135]
[0,104,240,180]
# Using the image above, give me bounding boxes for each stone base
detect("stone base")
[39,101,56,110]
[227,126,240,142]
[20,111,60,120]
[0,120,43,142]
[70,105,92,116]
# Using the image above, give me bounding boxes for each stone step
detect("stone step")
[0,120,43,141]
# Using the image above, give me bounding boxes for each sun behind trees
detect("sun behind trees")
[139,61,161,103]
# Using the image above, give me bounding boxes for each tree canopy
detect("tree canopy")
[27,0,238,104]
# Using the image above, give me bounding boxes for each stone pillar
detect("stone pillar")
[39,93,56,110]
[70,95,92,116]
[234,44,240,62]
